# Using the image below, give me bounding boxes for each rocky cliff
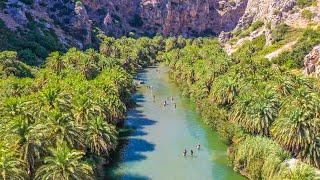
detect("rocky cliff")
[0,0,319,49]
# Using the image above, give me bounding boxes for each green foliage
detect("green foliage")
[275,161,317,179]
[20,0,34,5]
[0,0,7,9]
[35,143,93,179]
[297,0,317,8]
[99,35,164,73]
[272,23,290,43]
[0,51,34,78]
[301,9,315,20]
[129,14,144,27]
[0,19,65,66]
[273,28,320,69]
[232,35,266,63]
[161,32,320,179]
[232,136,290,179]
[232,21,264,38]
[0,35,164,179]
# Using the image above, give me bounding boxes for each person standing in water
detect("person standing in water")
[163,100,167,107]
[197,144,201,150]
[183,149,187,157]
[153,95,156,102]
[190,150,194,156]
[174,103,177,109]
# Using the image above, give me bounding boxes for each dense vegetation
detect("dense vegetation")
[159,28,320,179]
[0,19,64,66]
[1,14,320,178]
[0,35,161,179]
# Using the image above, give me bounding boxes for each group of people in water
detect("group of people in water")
[162,96,176,108]
[146,82,176,109]
[142,69,202,158]
[183,144,201,157]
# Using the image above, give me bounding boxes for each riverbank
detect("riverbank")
[160,38,320,179]
[106,65,245,179]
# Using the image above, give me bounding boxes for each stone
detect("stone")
[304,45,320,75]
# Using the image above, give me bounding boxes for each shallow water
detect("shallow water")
[106,65,245,180]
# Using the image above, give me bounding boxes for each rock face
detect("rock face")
[304,45,320,76]
[0,0,319,48]
[236,0,296,29]
[79,0,248,37]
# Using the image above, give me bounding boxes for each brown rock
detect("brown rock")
[304,45,320,75]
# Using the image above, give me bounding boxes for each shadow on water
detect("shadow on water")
[105,92,156,179]
[121,174,151,180]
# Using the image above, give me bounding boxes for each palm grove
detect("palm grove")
[0,36,162,179]
[160,27,320,179]
[0,28,320,179]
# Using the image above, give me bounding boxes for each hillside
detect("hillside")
[1,0,319,66]
[0,0,320,179]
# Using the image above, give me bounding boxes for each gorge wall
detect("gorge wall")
[0,0,319,49]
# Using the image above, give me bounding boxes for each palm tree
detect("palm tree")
[231,88,280,135]
[100,95,126,123]
[35,143,93,180]
[275,161,317,179]
[46,52,65,74]
[210,75,239,106]
[0,145,27,180]
[39,107,84,149]
[6,116,43,177]
[271,88,320,167]
[72,93,103,125]
[40,86,71,111]
[85,116,118,155]
[271,73,295,96]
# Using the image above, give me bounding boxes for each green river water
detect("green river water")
[106,65,245,180]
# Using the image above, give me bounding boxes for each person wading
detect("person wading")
[197,144,201,150]
[183,149,187,157]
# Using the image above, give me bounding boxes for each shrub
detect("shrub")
[129,14,144,27]
[297,0,316,8]
[238,21,264,38]
[272,28,320,69]
[20,0,33,5]
[272,23,290,42]
[0,51,34,78]
[0,0,7,9]
[18,49,38,66]
[301,9,315,20]
[232,136,290,179]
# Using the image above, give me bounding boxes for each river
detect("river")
[106,65,245,180]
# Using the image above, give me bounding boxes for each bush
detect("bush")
[238,21,264,38]
[232,136,290,179]
[129,14,144,27]
[0,51,34,78]
[297,0,316,8]
[0,20,65,66]
[0,0,7,9]
[272,23,290,42]
[20,0,33,5]
[272,28,320,69]
[18,49,38,66]
[301,9,315,20]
